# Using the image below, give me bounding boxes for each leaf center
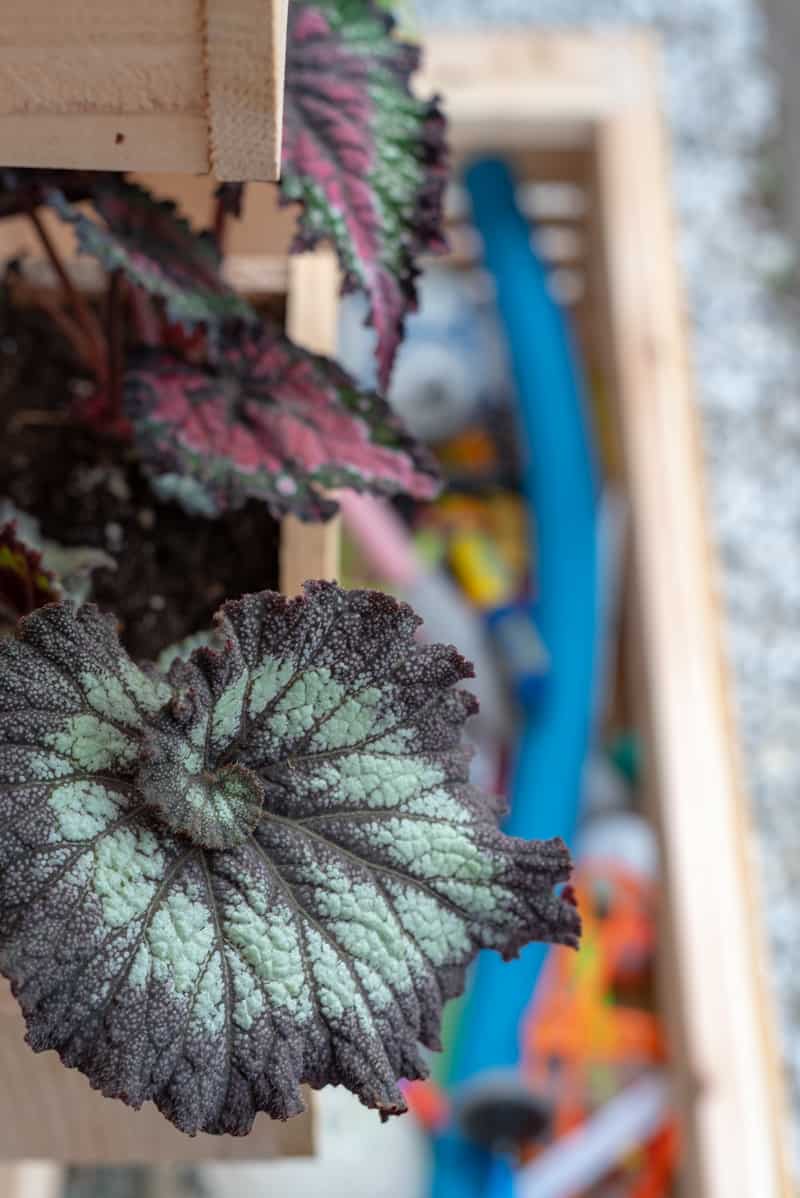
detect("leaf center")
[137,729,264,850]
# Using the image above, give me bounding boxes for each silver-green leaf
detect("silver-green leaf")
[0,584,579,1135]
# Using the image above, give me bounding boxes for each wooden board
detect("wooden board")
[0,251,342,1174]
[280,251,342,596]
[0,0,288,180]
[420,29,792,1198]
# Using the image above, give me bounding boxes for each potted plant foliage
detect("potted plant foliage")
[0,0,579,1138]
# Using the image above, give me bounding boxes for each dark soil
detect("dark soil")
[0,301,280,662]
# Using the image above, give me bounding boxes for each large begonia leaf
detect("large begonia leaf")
[45,180,255,328]
[0,522,60,631]
[124,325,441,520]
[0,583,579,1135]
[282,0,447,389]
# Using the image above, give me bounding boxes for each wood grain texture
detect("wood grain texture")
[205,0,288,181]
[0,235,318,1168]
[0,0,287,179]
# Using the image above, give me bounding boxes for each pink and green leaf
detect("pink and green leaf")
[0,522,61,629]
[281,0,447,389]
[0,584,579,1134]
[124,322,442,520]
[46,180,256,329]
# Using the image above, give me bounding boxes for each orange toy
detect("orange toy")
[524,864,664,1090]
[521,859,677,1193]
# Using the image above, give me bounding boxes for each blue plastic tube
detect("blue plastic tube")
[430,158,600,1198]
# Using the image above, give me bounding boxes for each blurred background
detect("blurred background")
[63,0,800,1195]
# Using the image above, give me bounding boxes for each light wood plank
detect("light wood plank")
[421,27,791,1197]
[0,0,287,180]
[0,1004,312,1162]
[0,234,318,1168]
[419,30,655,157]
[589,40,791,1198]
[280,251,342,596]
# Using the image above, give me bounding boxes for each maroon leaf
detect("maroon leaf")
[0,522,60,628]
[281,0,448,389]
[46,179,256,329]
[124,322,441,519]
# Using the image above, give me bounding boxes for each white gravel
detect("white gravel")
[423,0,800,1170]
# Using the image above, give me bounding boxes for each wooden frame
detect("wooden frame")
[0,1,289,180]
[0,249,341,1186]
[413,30,791,1198]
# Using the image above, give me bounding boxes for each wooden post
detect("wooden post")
[280,251,342,597]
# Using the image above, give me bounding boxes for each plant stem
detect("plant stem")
[213,193,229,256]
[106,269,125,422]
[129,284,161,346]
[27,208,108,381]
[6,267,96,372]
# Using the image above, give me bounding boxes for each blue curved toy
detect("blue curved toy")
[430,158,601,1198]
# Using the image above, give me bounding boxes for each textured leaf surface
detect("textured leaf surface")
[282,0,447,389]
[124,325,441,519]
[46,180,255,328]
[0,522,60,629]
[0,583,578,1135]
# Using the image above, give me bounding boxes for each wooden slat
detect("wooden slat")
[0,29,786,1189]
[588,38,791,1198]
[280,251,342,596]
[0,0,288,180]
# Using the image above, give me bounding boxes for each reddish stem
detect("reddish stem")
[27,208,108,383]
[128,284,161,346]
[106,270,125,423]
[213,193,229,256]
